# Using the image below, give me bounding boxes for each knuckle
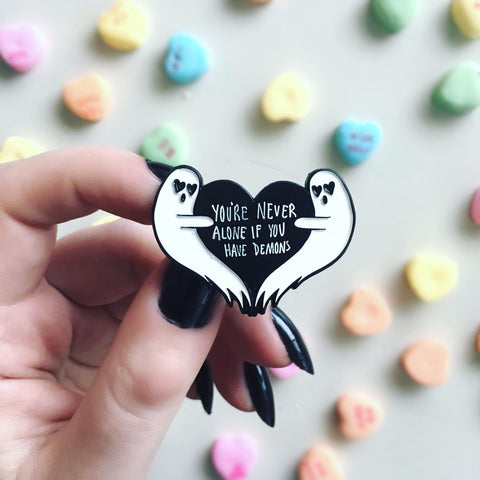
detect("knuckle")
[111,349,191,414]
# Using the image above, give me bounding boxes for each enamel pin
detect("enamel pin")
[149,165,356,316]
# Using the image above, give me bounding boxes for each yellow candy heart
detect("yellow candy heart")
[261,73,310,123]
[451,0,480,39]
[98,0,147,51]
[405,254,458,302]
[0,136,41,163]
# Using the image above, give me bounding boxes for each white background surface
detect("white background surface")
[2,1,480,479]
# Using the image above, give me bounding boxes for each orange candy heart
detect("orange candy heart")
[401,339,450,386]
[336,391,383,440]
[62,74,110,122]
[341,287,392,336]
[298,444,344,480]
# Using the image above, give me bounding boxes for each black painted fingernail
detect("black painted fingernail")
[159,262,221,329]
[194,360,214,415]
[145,159,175,181]
[244,362,275,427]
[271,307,314,375]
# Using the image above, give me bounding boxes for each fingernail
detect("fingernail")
[244,362,275,427]
[159,262,221,329]
[145,158,175,181]
[194,360,214,415]
[271,307,314,375]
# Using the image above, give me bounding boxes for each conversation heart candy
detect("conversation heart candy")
[370,0,421,32]
[261,73,310,123]
[0,136,41,163]
[341,287,392,336]
[469,187,480,224]
[405,254,458,302]
[336,391,383,440]
[97,0,147,51]
[269,363,300,379]
[451,0,480,38]
[164,33,209,85]
[211,434,258,480]
[62,73,110,122]
[401,339,450,386]
[432,62,480,114]
[334,120,382,166]
[0,23,46,73]
[298,444,344,480]
[140,123,189,166]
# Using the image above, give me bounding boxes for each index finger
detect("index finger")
[0,147,162,304]
[0,146,160,227]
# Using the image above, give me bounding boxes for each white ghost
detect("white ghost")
[152,166,251,309]
[255,169,355,312]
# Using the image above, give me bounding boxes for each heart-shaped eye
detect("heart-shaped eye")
[187,183,197,196]
[324,181,335,195]
[312,185,322,197]
[174,179,186,193]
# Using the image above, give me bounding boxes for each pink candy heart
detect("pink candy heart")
[470,187,480,225]
[0,23,46,73]
[269,363,300,379]
[211,434,259,480]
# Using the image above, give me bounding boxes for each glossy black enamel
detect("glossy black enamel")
[193,180,314,302]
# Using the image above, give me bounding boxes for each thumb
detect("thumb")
[52,261,224,480]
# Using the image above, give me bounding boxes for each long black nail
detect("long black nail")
[159,262,221,329]
[271,307,314,375]
[244,362,275,427]
[146,159,175,181]
[194,360,214,415]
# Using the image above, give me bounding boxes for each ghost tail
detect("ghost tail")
[255,276,304,313]
[205,276,251,312]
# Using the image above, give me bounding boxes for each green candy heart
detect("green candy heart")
[140,123,189,166]
[370,0,421,33]
[433,62,480,115]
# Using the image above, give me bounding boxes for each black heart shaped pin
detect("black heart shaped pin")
[151,166,355,316]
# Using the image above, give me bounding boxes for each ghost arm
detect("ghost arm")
[176,214,214,228]
[170,214,251,309]
[294,216,330,230]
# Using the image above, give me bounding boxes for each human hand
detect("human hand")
[0,147,312,479]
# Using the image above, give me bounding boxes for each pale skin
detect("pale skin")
[0,147,291,479]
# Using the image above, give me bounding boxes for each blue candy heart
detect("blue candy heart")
[164,33,209,85]
[334,120,382,166]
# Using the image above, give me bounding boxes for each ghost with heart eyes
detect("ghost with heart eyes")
[255,169,355,311]
[151,166,355,316]
[152,166,251,308]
